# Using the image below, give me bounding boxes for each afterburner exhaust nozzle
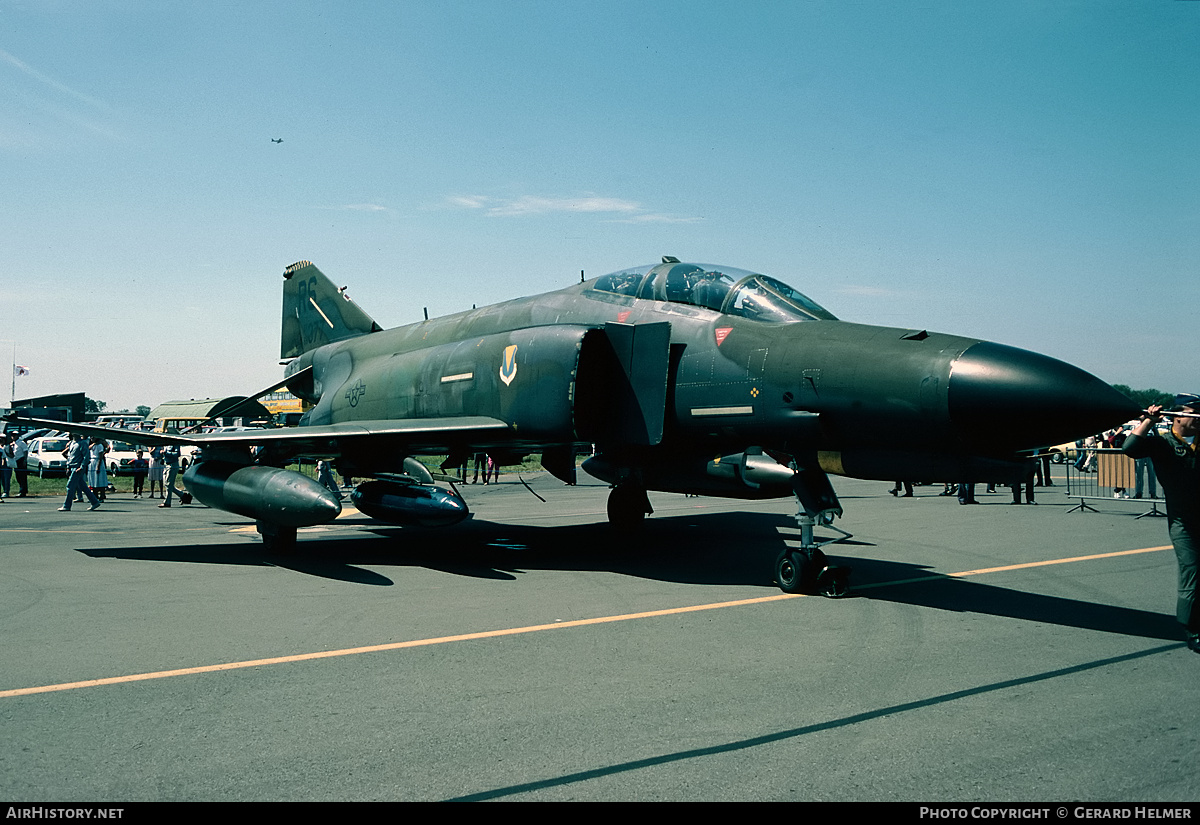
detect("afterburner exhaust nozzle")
[948,342,1139,452]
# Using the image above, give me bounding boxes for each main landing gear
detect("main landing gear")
[257,521,297,554]
[607,480,653,531]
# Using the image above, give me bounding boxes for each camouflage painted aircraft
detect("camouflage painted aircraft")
[7,258,1137,593]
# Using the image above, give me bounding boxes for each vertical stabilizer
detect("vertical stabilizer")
[280,261,383,359]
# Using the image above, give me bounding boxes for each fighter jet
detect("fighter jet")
[271,138,283,144]
[6,258,1137,593]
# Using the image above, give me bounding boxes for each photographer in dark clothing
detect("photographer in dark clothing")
[1123,393,1200,653]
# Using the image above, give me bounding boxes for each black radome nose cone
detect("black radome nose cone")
[948,342,1139,452]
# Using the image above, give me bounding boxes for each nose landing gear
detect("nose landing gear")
[776,465,852,596]
[775,545,851,597]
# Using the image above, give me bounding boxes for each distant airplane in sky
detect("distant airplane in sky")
[271,138,283,144]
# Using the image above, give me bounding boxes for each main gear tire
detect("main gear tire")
[607,484,648,531]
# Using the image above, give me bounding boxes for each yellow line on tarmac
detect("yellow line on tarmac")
[853,545,1172,590]
[0,545,1171,700]
[0,594,802,699]
[946,545,1172,578]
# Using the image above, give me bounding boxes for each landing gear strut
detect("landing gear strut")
[775,465,852,596]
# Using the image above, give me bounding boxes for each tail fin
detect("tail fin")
[280,261,383,359]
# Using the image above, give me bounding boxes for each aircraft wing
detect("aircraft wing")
[186,417,513,455]
[3,415,199,449]
[2,413,512,456]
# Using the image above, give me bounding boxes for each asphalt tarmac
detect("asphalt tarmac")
[1,473,1196,803]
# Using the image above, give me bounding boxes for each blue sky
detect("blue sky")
[2,1,1197,412]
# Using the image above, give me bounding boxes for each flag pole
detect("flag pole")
[5,341,13,409]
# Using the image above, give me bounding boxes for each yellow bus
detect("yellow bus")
[261,390,309,426]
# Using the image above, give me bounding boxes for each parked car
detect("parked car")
[1044,440,1080,464]
[25,436,71,477]
[106,441,148,476]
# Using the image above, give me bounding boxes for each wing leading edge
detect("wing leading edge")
[1,414,511,458]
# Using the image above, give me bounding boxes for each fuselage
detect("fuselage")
[281,261,1137,489]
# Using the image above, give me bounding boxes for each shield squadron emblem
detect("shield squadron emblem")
[500,344,518,386]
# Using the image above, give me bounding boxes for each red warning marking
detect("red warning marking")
[617,310,631,323]
[715,327,732,346]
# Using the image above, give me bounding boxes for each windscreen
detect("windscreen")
[591,263,836,321]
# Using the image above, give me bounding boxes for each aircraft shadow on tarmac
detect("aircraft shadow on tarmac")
[846,557,1180,642]
[77,509,811,587]
[77,510,1178,642]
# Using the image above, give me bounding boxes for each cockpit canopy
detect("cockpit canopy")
[590,262,837,322]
